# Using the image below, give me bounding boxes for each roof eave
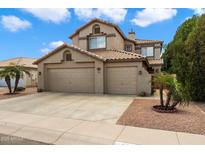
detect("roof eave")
[105,57,146,63]
[33,43,68,65]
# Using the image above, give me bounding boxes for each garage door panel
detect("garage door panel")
[106,67,137,94]
[46,68,94,93]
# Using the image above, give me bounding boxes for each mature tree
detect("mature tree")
[162,15,205,101]
[162,16,198,73]
[185,14,205,101]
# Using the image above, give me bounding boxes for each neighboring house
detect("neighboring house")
[34,18,163,95]
[0,57,37,88]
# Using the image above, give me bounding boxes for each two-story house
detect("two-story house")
[34,18,163,95]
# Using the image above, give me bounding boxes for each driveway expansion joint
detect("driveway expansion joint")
[52,119,84,144]
[113,125,126,144]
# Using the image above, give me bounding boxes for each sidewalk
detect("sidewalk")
[0,110,205,145]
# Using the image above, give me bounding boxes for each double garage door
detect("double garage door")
[46,66,138,94]
[46,68,94,93]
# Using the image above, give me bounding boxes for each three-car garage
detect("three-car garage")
[34,44,151,95]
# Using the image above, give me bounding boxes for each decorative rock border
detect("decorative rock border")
[152,105,177,113]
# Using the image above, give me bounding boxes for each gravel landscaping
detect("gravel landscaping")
[117,99,205,135]
[0,87,37,100]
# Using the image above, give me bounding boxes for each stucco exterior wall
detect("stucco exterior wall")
[112,30,124,50]
[136,63,152,95]
[24,68,38,87]
[79,22,114,37]
[94,61,104,93]
[71,22,125,51]
[72,34,79,47]
[154,47,161,59]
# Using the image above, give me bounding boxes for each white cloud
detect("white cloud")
[40,40,64,54]
[131,8,177,27]
[191,8,205,16]
[49,41,64,48]
[40,48,50,54]
[1,15,31,32]
[22,8,70,23]
[74,8,127,23]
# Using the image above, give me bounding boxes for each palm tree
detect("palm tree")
[0,63,30,94]
[9,63,30,93]
[0,67,15,94]
[153,73,190,111]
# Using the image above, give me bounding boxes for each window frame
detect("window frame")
[93,24,100,34]
[141,46,154,57]
[124,44,133,52]
[63,51,72,61]
[88,35,106,50]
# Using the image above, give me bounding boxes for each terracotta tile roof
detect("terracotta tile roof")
[93,50,145,62]
[148,59,163,65]
[0,57,37,68]
[33,43,106,64]
[34,42,148,65]
[135,39,163,44]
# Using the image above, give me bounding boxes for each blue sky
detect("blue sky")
[0,8,203,60]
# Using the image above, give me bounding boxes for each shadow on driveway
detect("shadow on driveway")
[0,133,50,145]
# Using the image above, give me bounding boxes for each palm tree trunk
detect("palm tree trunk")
[5,75,12,94]
[159,85,164,107]
[13,72,20,93]
[170,101,179,110]
[165,91,172,109]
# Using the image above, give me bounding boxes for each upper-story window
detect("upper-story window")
[63,51,72,61]
[93,24,100,34]
[89,36,106,49]
[141,47,154,57]
[124,44,132,52]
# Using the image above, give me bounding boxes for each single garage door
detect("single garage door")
[106,67,137,94]
[46,68,94,93]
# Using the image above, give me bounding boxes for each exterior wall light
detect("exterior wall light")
[97,67,101,73]
[138,70,142,75]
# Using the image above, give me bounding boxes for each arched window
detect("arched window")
[93,24,100,34]
[63,51,72,61]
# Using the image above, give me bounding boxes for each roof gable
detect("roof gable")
[33,43,106,64]
[69,18,127,40]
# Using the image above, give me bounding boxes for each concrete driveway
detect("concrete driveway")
[0,92,134,123]
[0,92,205,145]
